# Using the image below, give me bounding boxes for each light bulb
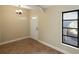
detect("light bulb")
[16,9,23,15]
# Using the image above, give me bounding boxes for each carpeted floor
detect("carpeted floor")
[0,38,62,54]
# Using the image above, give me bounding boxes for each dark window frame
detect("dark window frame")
[62,10,79,48]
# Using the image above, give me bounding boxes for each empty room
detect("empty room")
[0,5,79,54]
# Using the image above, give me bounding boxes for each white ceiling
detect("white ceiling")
[38,5,51,8]
[13,5,51,12]
[26,5,51,9]
[26,5,51,12]
[14,5,51,9]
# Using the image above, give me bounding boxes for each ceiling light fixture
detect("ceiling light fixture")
[16,5,23,15]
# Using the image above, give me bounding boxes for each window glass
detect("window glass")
[63,36,77,46]
[63,12,78,20]
[63,29,67,35]
[67,29,78,37]
[63,21,77,28]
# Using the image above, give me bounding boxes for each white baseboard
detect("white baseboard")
[0,36,31,45]
[35,39,70,54]
[61,43,78,50]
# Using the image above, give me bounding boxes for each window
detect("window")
[62,10,79,47]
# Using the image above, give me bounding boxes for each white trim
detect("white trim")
[0,36,31,45]
[35,39,70,54]
[61,43,78,49]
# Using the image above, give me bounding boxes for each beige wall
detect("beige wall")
[30,5,79,54]
[43,6,79,54]
[0,11,1,42]
[0,5,30,42]
[0,6,3,43]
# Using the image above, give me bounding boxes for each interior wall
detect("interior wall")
[30,5,79,54]
[0,9,1,43]
[0,5,30,43]
[0,6,3,43]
